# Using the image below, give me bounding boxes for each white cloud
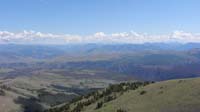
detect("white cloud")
[0,30,200,44]
[111,32,129,37]
[94,32,106,37]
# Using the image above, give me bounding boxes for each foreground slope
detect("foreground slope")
[48,77,200,112]
[84,78,200,112]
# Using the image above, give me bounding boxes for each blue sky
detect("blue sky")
[0,0,200,44]
[0,0,200,35]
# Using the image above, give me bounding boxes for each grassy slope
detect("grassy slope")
[0,71,117,112]
[83,78,200,112]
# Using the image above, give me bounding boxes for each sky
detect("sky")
[0,0,200,44]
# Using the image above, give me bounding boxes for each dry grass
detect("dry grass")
[83,78,200,112]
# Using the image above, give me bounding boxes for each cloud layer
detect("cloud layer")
[0,30,200,44]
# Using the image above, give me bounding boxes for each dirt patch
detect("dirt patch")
[0,96,21,112]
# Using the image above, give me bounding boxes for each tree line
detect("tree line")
[45,81,153,112]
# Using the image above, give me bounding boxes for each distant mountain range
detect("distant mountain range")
[0,43,200,81]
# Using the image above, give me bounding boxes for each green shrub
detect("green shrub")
[96,101,103,109]
[0,89,5,96]
[140,90,147,95]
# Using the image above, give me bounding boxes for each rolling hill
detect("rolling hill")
[47,77,200,112]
